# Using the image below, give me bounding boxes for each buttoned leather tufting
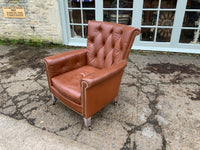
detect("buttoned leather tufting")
[87,21,139,69]
[43,21,140,126]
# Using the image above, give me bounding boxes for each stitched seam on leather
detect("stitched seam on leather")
[45,58,82,115]
[124,30,139,60]
[81,81,88,118]
[51,91,82,115]
[43,60,52,91]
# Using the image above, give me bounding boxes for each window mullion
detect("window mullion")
[80,1,84,38]
[170,0,187,47]
[59,0,69,45]
[194,22,200,44]
[131,0,143,45]
[95,0,103,21]
[116,0,119,24]
[153,0,161,42]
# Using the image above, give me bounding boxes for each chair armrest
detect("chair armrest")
[81,60,127,118]
[43,49,87,79]
[81,61,127,88]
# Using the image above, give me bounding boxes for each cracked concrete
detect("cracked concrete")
[0,45,200,150]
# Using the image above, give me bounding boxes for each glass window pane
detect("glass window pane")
[68,0,95,8]
[142,11,157,26]
[68,0,80,8]
[69,10,81,23]
[71,25,83,38]
[104,0,116,8]
[83,10,95,24]
[110,12,117,23]
[182,11,200,27]
[179,29,197,43]
[158,11,175,26]
[104,10,117,22]
[143,0,159,8]
[83,0,95,8]
[118,11,132,25]
[119,0,133,8]
[161,0,177,9]
[140,28,155,41]
[197,32,200,44]
[84,26,88,38]
[186,0,200,9]
[156,28,172,42]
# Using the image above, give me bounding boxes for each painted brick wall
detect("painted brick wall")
[0,0,63,44]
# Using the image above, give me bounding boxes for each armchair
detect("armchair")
[43,21,140,130]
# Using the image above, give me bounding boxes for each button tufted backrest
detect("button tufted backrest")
[87,21,140,69]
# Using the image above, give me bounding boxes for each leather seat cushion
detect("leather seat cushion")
[51,65,100,105]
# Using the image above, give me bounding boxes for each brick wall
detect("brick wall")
[0,0,63,44]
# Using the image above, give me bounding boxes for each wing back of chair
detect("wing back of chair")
[87,21,140,69]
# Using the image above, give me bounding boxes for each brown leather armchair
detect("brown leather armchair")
[43,21,140,130]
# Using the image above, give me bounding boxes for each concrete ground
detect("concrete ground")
[0,114,95,150]
[0,45,200,150]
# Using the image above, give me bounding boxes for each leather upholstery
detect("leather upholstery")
[52,65,100,104]
[87,21,139,68]
[81,60,127,88]
[43,21,140,119]
[81,61,126,118]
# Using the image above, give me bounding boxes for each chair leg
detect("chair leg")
[83,117,92,131]
[113,96,118,106]
[51,94,57,105]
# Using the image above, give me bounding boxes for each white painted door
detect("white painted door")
[133,0,200,53]
[61,0,200,53]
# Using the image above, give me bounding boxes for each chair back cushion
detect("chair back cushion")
[87,21,140,69]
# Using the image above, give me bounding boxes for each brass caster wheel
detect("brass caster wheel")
[84,117,92,130]
[113,96,118,106]
[88,126,92,131]
[51,94,57,105]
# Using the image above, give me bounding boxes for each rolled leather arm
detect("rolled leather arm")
[43,49,87,78]
[81,60,127,88]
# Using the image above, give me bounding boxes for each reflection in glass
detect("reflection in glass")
[84,26,88,38]
[156,28,172,42]
[161,0,177,8]
[83,10,95,24]
[197,32,200,44]
[118,11,132,25]
[119,0,133,8]
[103,0,116,8]
[71,25,82,38]
[143,0,158,8]
[83,0,95,8]
[140,28,155,41]
[179,29,197,43]
[68,0,80,8]
[104,0,133,8]
[110,12,117,23]
[69,10,81,23]
[104,10,116,22]
[186,0,200,9]
[182,12,200,27]
[158,11,175,26]
[142,11,157,26]
[68,0,95,8]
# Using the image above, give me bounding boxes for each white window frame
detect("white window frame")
[60,0,200,53]
[133,0,200,53]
